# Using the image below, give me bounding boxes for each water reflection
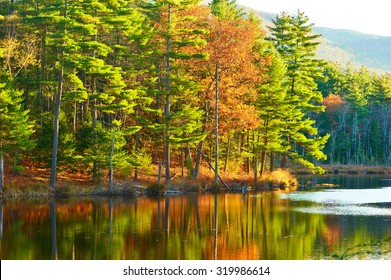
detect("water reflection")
[50,199,57,260]
[213,193,217,260]
[0,178,391,260]
[298,174,391,190]
[0,199,3,240]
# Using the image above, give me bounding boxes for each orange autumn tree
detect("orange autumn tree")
[321,93,347,163]
[191,5,267,181]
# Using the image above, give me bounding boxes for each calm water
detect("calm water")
[1,175,391,260]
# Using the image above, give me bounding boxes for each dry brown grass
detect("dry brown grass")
[7,159,390,197]
[259,169,298,190]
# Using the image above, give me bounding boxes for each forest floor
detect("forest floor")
[1,160,391,197]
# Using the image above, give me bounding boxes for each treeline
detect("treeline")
[317,64,391,165]
[0,0,390,191]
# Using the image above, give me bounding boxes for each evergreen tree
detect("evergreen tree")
[0,71,34,191]
[22,0,143,186]
[269,11,329,173]
[209,0,244,19]
[255,44,289,175]
[141,0,207,185]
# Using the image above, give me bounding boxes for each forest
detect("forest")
[0,0,390,192]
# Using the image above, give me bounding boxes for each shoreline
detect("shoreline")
[1,164,391,198]
[292,164,391,175]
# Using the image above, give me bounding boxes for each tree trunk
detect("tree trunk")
[134,107,139,181]
[259,150,266,176]
[280,152,287,169]
[194,105,209,180]
[91,82,98,181]
[194,141,203,179]
[158,160,162,185]
[253,154,258,184]
[223,131,231,172]
[164,4,172,186]
[181,147,184,178]
[0,152,4,192]
[185,144,194,178]
[9,0,16,37]
[108,127,116,191]
[49,66,63,189]
[214,64,219,185]
[270,152,274,172]
[50,1,68,189]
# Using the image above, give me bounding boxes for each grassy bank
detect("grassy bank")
[1,162,390,198]
[292,164,391,175]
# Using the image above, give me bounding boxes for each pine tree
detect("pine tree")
[209,0,244,19]
[255,44,289,175]
[0,71,34,191]
[141,0,207,186]
[269,11,329,173]
[21,0,143,186]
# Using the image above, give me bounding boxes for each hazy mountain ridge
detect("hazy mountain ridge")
[313,27,391,71]
[247,7,391,72]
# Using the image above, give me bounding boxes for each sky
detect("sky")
[236,0,391,37]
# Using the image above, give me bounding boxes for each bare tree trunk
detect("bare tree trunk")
[214,64,219,185]
[49,0,69,189]
[158,160,162,185]
[270,152,274,172]
[194,104,209,179]
[194,141,203,179]
[223,131,231,172]
[164,4,172,186]
[49,66,63,189]
[108,127,116,191]
[259,150,266,176]
[0,152,4,192]
[134,108,139,181]
[253,154,258,184]
[280,152,287,169]
[9,0,16,37]
[185,145,194,178]
[181,146,184,178]
[91,95,98,181]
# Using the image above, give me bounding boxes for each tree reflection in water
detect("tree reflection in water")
[0,191,391,260]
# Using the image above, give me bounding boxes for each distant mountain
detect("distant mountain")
[201,2,391,72]
[313,27,391,72]
[249,9,391,72]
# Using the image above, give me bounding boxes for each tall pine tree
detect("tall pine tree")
[269,11,329,173]
[141,0,207,186]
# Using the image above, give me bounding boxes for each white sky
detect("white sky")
[236,0,391,36]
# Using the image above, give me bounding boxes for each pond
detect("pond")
[1,175,391,260]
